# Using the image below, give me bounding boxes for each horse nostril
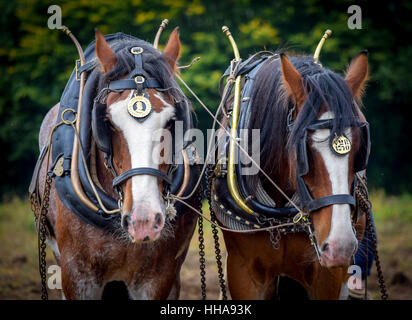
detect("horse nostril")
[321,242,329,252]
[122,214,131,230]
[153,213,163,230]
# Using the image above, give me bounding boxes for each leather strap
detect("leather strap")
[306,194,356,212]
[112,167,172,187]
[108,78,162,91]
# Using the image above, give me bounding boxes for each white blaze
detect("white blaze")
[311,111,357,249]
[109,92,175,212]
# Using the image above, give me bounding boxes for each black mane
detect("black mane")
[247,54,360,193]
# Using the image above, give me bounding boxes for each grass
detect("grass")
[0,190,411,299]
[370,189,412,224]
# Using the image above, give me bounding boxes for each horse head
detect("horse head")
[94,28,183,243]
[280,52,369,267]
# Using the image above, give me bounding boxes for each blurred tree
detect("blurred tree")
[1,0,411,196]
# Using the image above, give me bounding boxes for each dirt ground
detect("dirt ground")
[0,199,411,300]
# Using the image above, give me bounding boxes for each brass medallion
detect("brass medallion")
[331,133,351,155]
[127,92,152,120]
[53,157,64,177]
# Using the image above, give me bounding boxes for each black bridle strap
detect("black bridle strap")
[113,167,172,188]
[306,194,356,213]
[108,78,162,91]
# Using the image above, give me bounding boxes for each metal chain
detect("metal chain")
[37,173,52,300]
[196,182,207,300]
[269,227,282,250]
[206,164,228,300]
[366,210,388,300]
[355,174,388,300]
[197,216,207,299]
[210,214,228,300]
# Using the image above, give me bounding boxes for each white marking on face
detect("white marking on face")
[311,111,357,249]
[109,91,175,213]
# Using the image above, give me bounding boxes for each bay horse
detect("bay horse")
[217,51,370,299]
[35,28,199,299]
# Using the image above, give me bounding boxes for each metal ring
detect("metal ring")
[293,212,303,224]
[130,47,143,55]
[61,108,77,125]
[134,75,145,84]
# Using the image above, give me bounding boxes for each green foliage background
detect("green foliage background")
[1,0,411,196]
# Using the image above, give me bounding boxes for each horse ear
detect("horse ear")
[280,53,306,109]
[345,50,369,99]
[95,28,117,73]
[162,27,181,73]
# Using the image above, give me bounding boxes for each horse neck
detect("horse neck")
[94,145,119,199]
[260,150,295,207]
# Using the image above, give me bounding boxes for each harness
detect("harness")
[31,33,198,231]
[210,51,371,238]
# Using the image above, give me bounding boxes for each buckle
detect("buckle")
[130,47,143,55]
[75,59,81,81]
[134,75,145,84]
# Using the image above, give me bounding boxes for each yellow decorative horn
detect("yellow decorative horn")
[222,26,254,214]
[153,19,169,49]
[313,29,332,65]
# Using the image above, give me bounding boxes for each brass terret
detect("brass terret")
[153,19,169,49]
[313,29,332,65]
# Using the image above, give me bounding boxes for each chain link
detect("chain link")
[355,174,388,300]
[366,210,388,300]
[196,182,207,300]
[269,228,282,250]
[206,164,228,300]
[34,173,52,300]
[197,215,207,300]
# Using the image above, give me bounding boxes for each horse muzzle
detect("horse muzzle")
[122,206,165,243]
[319,239,357,268]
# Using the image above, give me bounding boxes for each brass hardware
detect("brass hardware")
[60,25,99,213]
[75,59,81,82]
[130,47,143,55]
[61,108,77,125]
[214,158,227,178]
[222,26,254,214]
[313,29,332,65]
[127,92,152,119]
[332,133,351,155]
[134,75,145,84]
[175,149,190,198]
[153,19,169,49]
[53,157,64,177]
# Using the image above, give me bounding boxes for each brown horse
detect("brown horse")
[36,29,198,299]
[217,52,370,299]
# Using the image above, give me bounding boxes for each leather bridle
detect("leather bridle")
[292,116,371,213]
[92,46,187,208]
